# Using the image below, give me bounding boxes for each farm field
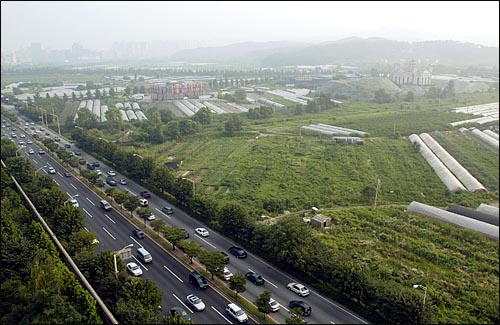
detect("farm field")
[311,207,499,324]
[143,93,498,214]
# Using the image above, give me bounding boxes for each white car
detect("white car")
[108,170,116,176]
[48,167,56,174]
[28,148,35,154]
[226,303,248,323]
[139,198,148,207]
[195,228,209,237]
[187,294,206,311]
[26,140,33,144]
[20,134,26,138]
[287,282,310,297]
[69,198,79,207]
[269,298,280,312]
[147,213,156,221]
[95,169,103,176]
[126,262,143,276]
[223,266,233,281]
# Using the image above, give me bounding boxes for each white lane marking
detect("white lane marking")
[132,256,149,271]
[82,207,93,218]
[86,197,95,206]
[127,189,136,196]
[102,227,116,240]
[84,227,89,232]
[57,172,63,177]
[195,235,217,249]
[155,208,171,219]
[211,306,233,324]
[331,322,336,324]
[70,183,78,190]
[172,293,193,313]
[280,304,289,312]
[33,159,39,165]
[248,268,278,288]
[129,236,143,248]
[163,265,183,283]
[104,214,116,224]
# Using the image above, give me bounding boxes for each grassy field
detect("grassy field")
[131,92,499,214]
[315,207,499,324]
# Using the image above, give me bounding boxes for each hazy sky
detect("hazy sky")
[1,1,499,51]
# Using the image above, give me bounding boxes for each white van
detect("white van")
[137,247,152,263]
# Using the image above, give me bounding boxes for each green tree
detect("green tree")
[199,251,226,279]
[229,273,246,298]
[225,114,242,136]
[123,195,139,218]
[234,89,247,101]
[160,313,194,324]
[262,217,313,271]
[405,91,415,102]
[115,277,162,324]
[256,290,272,319]
[192,107,212,125]
[150,219,166,235]
[286,308,308,324]
[178,240,202,264]
[49,204,85,241]
[218,202,253,240]
[163,226,186,250]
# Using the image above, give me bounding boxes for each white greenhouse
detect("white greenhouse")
[408,134,466,192]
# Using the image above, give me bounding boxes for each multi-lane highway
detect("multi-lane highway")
[3,114,368,324]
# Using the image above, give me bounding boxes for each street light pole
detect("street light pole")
[16,145,25,156]
[35,165,48,173]
[114,244,134,279]
[373,177,381,210]
[413,284,427,306]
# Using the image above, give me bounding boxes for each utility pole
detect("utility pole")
[52,105,61,135]
[373,177,381,210]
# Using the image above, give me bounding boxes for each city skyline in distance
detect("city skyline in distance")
[1,1,499,52]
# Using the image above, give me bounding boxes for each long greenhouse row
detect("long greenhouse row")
[409,133,488,192]
[450,102,499,126]
[407,201,499,239]
[301,123,369,137]
[170,100,249,117]
[74,100,147,123]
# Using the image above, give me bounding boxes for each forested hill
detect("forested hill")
[171,37,499,67]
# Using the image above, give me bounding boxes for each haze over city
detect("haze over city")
[1,1,499,52]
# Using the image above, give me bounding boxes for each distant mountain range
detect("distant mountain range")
[171,37,499,67]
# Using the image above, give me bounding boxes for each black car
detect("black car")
[169,307,191,322]
[288,301,312,316]
[74,150,81,156]
[228,246,247,258]
[133,229,145,239]
[106,176,117,186]
[64,143,71,148]
[140,191,152,198]
[63,172,72,177]
[245,271,265,285]
[92,161,100,167]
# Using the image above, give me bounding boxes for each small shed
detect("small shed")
[311,214,331,228]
